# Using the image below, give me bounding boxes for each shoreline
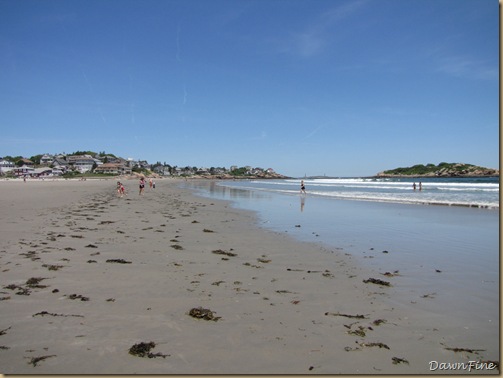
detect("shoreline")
[0,179,499,374]
[373,174,499,178]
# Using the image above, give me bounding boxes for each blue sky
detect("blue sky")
[0,0,498,177]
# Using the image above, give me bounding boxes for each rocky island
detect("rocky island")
[376,162,499,178]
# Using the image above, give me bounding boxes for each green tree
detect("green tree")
[30,154,43,165]
[3,155,22,163]
[230,167,248,176]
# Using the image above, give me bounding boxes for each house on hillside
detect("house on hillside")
[13,166,35,177]
[52,157,69,172]
[40,154,54,166]
[153,165,171,176]
[0,158,15,175]
[94,163,132,175]
[67,155,95,173]
[138,160,151,170]
[104,156,126,165]
[33,167,63,177]
[18,158,34,166]
[93,158,103,168]
[251,167,264,175]
[197,167,209,175]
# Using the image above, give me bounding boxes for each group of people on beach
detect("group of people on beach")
[413,182,423,191]
[139,178,155,195]
[117,177,156,197]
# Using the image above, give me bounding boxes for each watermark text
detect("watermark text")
[429,360,497,372]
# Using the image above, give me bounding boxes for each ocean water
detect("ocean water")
[182,177,499,274]
[210,176,499,209]
[181,177,499,349]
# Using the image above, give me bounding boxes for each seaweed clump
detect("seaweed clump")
[188,307,221,321]
[128,341,169,358]
[106,259,132,264]
[28,355,57,367]
[26,277,48,288]
[212,249,236,257]
[363,277,390,286]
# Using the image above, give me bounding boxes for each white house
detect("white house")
[12,166,35,177]
[33,167,63,177]
[67,155,95,173]
[153,165,171,176]
[0,159,15,175]
[40,154,54,165]
[197,167,210,175]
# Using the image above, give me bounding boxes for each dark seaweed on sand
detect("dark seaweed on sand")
[392,357,409,365]
[129,341,169,358]
[188,307,221,321]
[325,312,367,319]
[28,355,57,367]
[363,277,390,286]
[106,259,132,264]
[26,277,48,288]
[42,264,64,271]
[33,311,84,318]
[67,294,90,301]
[360,342,390,349]
[212,249,236,257]
[0,326,11,336]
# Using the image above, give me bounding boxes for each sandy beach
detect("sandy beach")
[0,178,499,374]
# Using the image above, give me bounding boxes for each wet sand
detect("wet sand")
[0,178,499,374]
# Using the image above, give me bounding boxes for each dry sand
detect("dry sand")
[0,178,498,374]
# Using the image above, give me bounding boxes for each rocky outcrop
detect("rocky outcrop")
[376,163,499,178]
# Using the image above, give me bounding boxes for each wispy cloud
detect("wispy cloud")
[285,0,369,57]
[182,84,188,105]
[317,0,369,29]
[249,130,268,141]
[304,124,324,140]
[435,56,497,81]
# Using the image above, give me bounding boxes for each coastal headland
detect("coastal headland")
[375,162,499,178]
[0,178,498,374]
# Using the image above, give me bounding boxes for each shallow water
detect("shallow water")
[210,177,499,208]
[182,180,499,352]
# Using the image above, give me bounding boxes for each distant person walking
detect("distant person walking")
[419,182,422,191]
[413,182,417,191]
[300,180,306,194]
[139,177,146,195]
